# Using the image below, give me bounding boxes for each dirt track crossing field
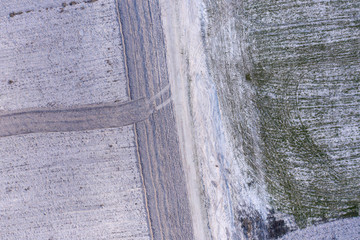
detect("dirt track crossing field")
[0,99,149,137]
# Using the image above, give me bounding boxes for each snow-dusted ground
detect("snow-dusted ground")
[281,217,360,240]
[0,1,151,239]
[160,0,359,239]
[160,1,229,239]
[0,127,150,239]
[160,0,269,239]
[243,0,360,232]
[0,0,128,111]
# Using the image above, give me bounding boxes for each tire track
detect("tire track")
[0,98,150,138]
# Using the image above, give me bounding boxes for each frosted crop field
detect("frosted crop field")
[200,0,359,238]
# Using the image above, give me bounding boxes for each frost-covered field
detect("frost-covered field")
[0,0,128,111]
[0,1,150,239]
[281,217,360,240]
[202,0,359,238]
[0,127,150,239]
[245,0,360,229]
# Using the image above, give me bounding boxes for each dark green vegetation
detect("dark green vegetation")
[203,0,360,236]
[255,64,359,227]
[247,0,360,228]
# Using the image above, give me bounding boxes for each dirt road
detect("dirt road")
[117,1,194,239]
